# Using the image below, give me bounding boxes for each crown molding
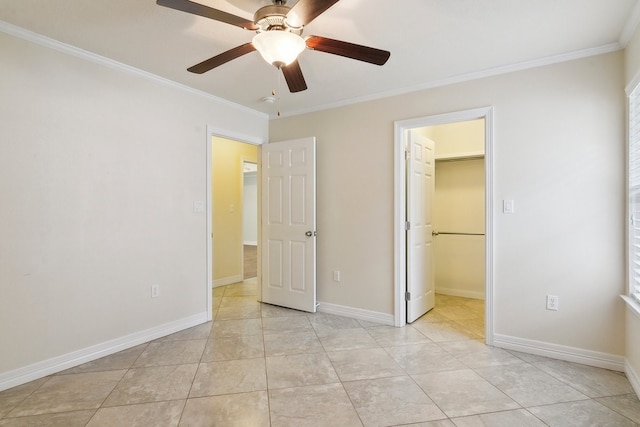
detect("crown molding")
[0,20,268,120]
[279,42,623,119]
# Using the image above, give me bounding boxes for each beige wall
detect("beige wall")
[212,137,258,284]
[432,119,485,158]
[434,158,485,298]
[0,31,268,383]
[433,159,485,233]
[270,51,625,357]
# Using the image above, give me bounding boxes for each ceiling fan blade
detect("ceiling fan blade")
[281,60,308,93]
[287,0,340,27]
[187,43,256,74]
[156,0,257,30]
[306,35,390,66]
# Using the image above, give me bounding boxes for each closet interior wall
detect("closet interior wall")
[418,119,485,300]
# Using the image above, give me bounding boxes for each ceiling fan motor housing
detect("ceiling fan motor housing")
[254,4,303,34]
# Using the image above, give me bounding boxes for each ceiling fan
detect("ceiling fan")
[156,0,391,93]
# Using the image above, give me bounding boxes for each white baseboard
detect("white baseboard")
[317,301,394,326]
[0,312,208,392]
[436,287,485,300]
[243,241,257,246]
[213,275,243,288]
[625,359,640,398]
[493,333,625,372]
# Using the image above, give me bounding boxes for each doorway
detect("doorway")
[206,129,263,321]
[205,132,318,320]
[211,136,258,289]
[393,107,494,345]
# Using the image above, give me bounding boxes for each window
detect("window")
[629,83,640,302]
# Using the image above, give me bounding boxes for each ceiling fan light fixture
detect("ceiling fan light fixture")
[252,30,306,67]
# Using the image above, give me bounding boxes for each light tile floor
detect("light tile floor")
[2,279,640,426]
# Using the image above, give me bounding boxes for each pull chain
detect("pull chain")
[276,66,282,117]
[270,65,283,117]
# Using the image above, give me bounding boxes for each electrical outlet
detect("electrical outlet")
[333,270,341,282]
[151,284,159,298]
[546,295,558,311]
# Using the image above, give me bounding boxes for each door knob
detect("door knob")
[305,231,313,237]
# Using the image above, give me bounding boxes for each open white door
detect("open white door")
[406,131,435,323]
[261,137,317,312]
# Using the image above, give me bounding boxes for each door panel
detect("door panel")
[407,131,435,323]
[261,137,316,312]
[267,177,283,224]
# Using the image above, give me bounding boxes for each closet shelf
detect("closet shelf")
[435,150,484,161]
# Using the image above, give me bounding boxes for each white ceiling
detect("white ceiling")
[1,0,639,117]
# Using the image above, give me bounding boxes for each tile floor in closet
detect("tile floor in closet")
[1,278,640,426]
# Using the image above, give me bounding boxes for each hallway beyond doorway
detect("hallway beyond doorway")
[244,245,257,279]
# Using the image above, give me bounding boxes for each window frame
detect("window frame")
[627,76,640,311]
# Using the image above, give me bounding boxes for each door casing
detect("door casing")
[393,107,494,346]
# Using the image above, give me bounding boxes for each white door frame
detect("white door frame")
[206,125,265,322]
[393,107,495,345]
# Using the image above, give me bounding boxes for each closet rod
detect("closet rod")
[432,231,485,236]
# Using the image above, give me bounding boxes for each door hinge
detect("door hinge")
[405,221,411,231]
[405,150,411,160]
[405,291,411,301]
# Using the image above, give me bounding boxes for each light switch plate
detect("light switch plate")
[503,199,515,214]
